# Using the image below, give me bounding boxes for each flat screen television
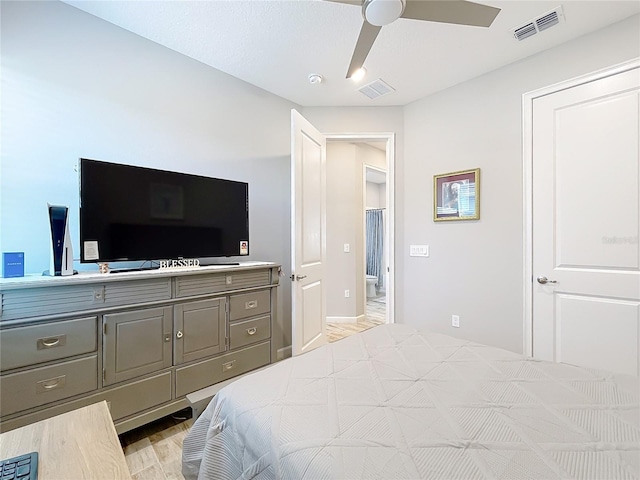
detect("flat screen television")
[79,158,249,264]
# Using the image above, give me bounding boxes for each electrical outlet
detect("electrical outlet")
[344,243,350,253]
[344,290,350,298]
[451,315,460,328]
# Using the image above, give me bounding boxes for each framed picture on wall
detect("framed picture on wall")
[433,168,480,222]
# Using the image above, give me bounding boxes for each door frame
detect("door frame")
[522,57,640,357]
[326,132,395,324]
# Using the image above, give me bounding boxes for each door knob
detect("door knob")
[291,274,307,281]
[537,276,557,285]
[176,330,184,339]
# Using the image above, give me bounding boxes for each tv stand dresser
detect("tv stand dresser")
[0,262,279,433]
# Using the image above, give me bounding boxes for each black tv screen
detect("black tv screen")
[79,158,249,263]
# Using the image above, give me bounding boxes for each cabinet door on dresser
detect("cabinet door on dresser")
[103,306,172,386]
[174,298,226,365]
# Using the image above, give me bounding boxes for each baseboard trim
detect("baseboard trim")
[276,345,292,361]
[327,316,356,324]
[327,314,366,324]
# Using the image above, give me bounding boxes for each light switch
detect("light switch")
[410,245,429,257]
[344,243,350,253]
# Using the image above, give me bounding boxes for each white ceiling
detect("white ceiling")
[63,0,639,107]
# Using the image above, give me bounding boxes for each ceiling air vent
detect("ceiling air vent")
[512,6,565,41]
[514,22,537,41]
[536,11,560,32]
[358,78,395,99]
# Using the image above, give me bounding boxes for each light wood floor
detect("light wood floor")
[120,295,386,479]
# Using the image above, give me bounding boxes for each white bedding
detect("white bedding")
[182,324,640,479]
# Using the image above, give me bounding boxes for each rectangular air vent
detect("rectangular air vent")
[358,78,395,99]
[514,23,537,41]
[536,11,560,31]
[511,6,565,41]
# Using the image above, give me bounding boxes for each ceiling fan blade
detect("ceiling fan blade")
[323,0,362,5]
[346,21,382,78]
[401,0,500,27]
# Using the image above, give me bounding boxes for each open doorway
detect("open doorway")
[289,109,395,356]
[323,135,393,343]
[364,164,387,328]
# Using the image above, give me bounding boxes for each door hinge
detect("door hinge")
[102,369,106,383]
[225,337,230,348]
[103,323,107,335]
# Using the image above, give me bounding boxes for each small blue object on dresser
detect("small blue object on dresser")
[2,252,25,278]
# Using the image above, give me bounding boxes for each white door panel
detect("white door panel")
[302,281,323,347]
[291,109,327,356]
[555,295,639,376]
[554,90,639,270]
[301,133,322,265]
[532,67,640,375]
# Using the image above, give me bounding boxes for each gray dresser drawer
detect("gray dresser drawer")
[174,269,271,298]
[103,278,171,308]
[0,317,97,372]
[175,341,270,397]
[229,290,270,321]
[104,371,172,421]
[229,315,271,350]
[0,284,97,321]
[0,356,98,416]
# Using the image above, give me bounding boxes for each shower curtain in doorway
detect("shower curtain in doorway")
[366,209,384,289]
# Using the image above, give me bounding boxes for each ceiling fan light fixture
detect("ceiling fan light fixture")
[350,67,367,81]
[362,0,405,26]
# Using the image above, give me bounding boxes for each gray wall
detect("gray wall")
[2,1,637,357]
[326,143,358,320]
[402,15,640,354]
[325,143,386,320]
[0,0,298,351]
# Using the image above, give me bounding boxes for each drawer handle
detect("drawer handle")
[37,335,67,350]
[245,300,258,310]
[247,327,257,335]
[222,360,236,372]
[37,375,66,393]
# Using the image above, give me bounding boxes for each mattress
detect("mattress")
[182,324,640,479]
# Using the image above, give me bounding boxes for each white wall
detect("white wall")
[0,0,299,350]
[366,181,386,209]
[403,15,640,353]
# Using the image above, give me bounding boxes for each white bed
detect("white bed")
[182,324,640,479]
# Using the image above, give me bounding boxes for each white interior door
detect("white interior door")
[291,109,327,356]
[532,66,640,375]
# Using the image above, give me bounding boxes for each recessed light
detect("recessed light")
[308,73,323,84]
[350,67,367,82]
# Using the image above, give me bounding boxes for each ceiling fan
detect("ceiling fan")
[327,0,501,78]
